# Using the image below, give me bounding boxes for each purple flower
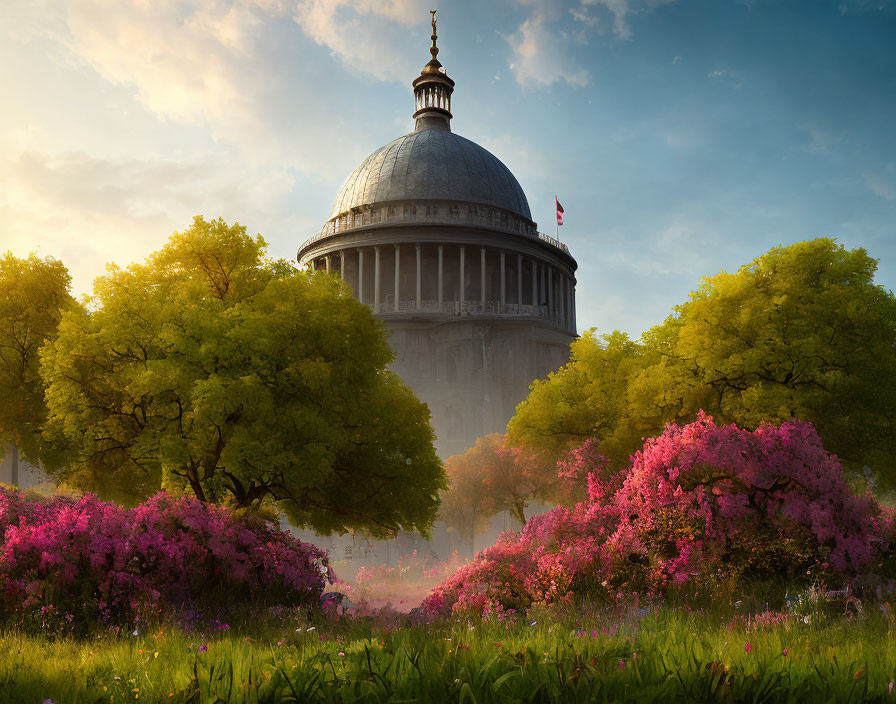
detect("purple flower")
[198,645,208,652]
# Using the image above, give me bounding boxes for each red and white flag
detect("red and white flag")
[556,197,564,226]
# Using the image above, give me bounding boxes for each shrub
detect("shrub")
[424,414,893,616]
[0,489,331,630]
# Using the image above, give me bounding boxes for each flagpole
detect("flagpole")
[555,194,558,239]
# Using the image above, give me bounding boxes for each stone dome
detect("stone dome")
[329,129,532,222]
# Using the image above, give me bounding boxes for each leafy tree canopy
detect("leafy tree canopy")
[0,252,78,466]
[509,238,896,485]
[440,434,568,537]
[41,216,445,537]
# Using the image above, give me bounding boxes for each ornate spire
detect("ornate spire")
[413,9,454,132]
[429,9,439,64]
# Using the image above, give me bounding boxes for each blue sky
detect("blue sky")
[1,0,894,336]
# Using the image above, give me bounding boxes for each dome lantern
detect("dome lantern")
[412,10,455,132]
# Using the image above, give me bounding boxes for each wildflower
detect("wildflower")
[132,629,139,637]
[460,644,469,650]
[745,642,752,652]
[198,645,208,652]
[43,700,54,704]
[494,642,503,648]
[591,630,598,638]
[633,652,637,659]
[153,652,159,659]
[782,648,788,656]
[619,660,625,669]
[889,681,894,694]
[855,669,865,680]
[276,641,283,647]
[306,626,316,632]
[338,651,345,657]
[530,621,537,626]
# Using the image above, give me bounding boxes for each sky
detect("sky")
[1,0,894,337]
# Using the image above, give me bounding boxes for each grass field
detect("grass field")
[2,601,895,704]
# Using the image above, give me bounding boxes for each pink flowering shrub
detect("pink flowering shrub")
[0,490,331,629]
[424,414,892,616]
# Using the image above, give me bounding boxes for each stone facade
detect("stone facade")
[298,218,577,458]
[293,19,578,564]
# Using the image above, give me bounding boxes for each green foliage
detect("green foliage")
[40,216,444,536]
[439,434,563,545]
[0,252,78,468]
[1,605,895,703]
[509,239,896,484]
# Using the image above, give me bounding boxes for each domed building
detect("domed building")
[298,17,577,460]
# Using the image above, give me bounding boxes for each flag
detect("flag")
[556,197,564,226]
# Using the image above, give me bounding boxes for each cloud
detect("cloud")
[508,0,677,88]
[506,16,589,88]
[0,148,303,295]
[293,0,426,81]
[581,0,635,39]
[4,1,402,183]
[63,1,280,126]
[579,0,676,40]
[866,167,896,201]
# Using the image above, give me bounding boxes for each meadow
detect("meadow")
[2,598,895,704]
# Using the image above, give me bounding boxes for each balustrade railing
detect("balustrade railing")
[366,299,554,319]
[298,201,571,257]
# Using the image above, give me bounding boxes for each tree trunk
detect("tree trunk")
[10,444,19,487]
[510,501,527,527]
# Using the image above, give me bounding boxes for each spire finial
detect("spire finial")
[430,10,438,60]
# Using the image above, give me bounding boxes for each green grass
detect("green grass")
[2,606,896,703]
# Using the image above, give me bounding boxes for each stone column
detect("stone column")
[374,246,381,312]
[325,255,331,274]
[532,258,538,308]
[480,247,486,312]
[438,245,444,312]
[415,244,421,310]
[548,267,554,322]
[459,246,465,310]
[517,254,523,312]
[500,250,506,312]
[394,244,401,312]
[559,273,565,326]
[358,248,364,304]
[339,251,345,281]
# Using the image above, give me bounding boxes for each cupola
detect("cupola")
[412,10,455,132]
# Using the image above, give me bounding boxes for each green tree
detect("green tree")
[439,434,561,541]
[510,238,896,484]
[508,330,650,469]
[0,253,77,482]
[438,442,497,556]
[41,216,445,536]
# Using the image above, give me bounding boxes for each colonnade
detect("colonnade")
[312,243,576,333]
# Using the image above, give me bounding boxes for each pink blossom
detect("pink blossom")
[422,414,890,617]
